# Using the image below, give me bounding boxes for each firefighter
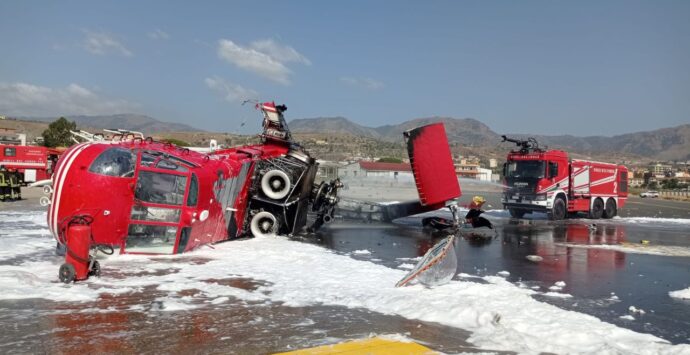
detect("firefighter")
[465,195,492,229]
[0,165,7,202]
[8,169,21,201]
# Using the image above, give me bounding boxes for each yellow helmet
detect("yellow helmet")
[472,195,486,204]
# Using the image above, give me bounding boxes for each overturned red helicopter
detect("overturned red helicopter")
[45,102,461,283]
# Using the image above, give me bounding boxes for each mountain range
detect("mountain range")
[23,114,200,135]
[7,114,688,161]
[289,116,690,161]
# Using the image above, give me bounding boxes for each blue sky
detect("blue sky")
[1,1,688,136]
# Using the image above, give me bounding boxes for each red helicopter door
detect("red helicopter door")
[125,151,193,254]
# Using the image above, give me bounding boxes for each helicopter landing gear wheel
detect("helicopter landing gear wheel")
[311,182,327,212]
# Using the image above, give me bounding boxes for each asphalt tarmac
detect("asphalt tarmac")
[317,213,690,345]
[327,180,690,344]
[0,186,688,353]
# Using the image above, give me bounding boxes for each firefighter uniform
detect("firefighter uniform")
[0,166,7,202]
[9,171,21,200]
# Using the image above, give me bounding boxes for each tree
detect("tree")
[377,157,403,163]
[661,178,679,190]
[42,117,76,147]
[160,138,190,147]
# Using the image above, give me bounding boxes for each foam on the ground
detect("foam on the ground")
[1,210,689,354]
[613,216,690,225]
[556,242,690,257]
[669,287,690,300]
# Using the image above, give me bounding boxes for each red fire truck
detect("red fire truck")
[0,144,63,184]
[500,136,628,220]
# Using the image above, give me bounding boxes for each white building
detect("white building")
[477,167,493,182]
[339,161,413,179]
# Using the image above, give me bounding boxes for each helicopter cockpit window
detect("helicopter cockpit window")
[125,224,178,254]
[156,159,188,172]
[140,151,189,172]
[135,170,187,205]
[187,174,198,207]
[89,148,135,177]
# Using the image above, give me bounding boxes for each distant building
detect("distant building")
[629,178,644,188]
[339,161,413,179]
[458,157,480,166]
[316,160,340,180]
[454,161,480,179]
[477,167,493,182]
[0,128,24,145]
[627,170,635,180]
[489,158,498,168]
[650,163,672,176]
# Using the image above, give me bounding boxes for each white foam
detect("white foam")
[613,216,690,225]
[0,263,102,302]
[557,243,690,257]
[669,287,690,300]
[1,211,689,353]
[352,249,372,255]
[629,306,646,315]
[542,292,573,299]
[151,296,199,312]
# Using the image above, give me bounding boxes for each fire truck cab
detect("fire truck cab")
[501,136,628,220]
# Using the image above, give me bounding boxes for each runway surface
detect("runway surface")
[0,186,688,353]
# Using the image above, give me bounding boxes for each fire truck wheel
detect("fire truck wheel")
[589,198,604,219]
[603,199,617,219]
[261,170,291,200]
[58,263,76,284]
[550,198,567,220]
[250,211,279,237]
[509,209,525,219]
[89,260,101,277]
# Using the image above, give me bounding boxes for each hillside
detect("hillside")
[514,124,690,162]
[4,114,688,162]
[289,117,381,138]
[290,117,690,162]
[22,114,201,135]
[290,116,500,146]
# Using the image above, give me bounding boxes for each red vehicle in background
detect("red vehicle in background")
[0,144,63,184]
[501,136,628,220]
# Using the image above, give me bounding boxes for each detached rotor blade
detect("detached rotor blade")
[404,123,461,207]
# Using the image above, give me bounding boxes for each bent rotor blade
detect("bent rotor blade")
[404,123,461,207]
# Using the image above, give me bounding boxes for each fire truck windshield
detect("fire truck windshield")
[507,161,545,179]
